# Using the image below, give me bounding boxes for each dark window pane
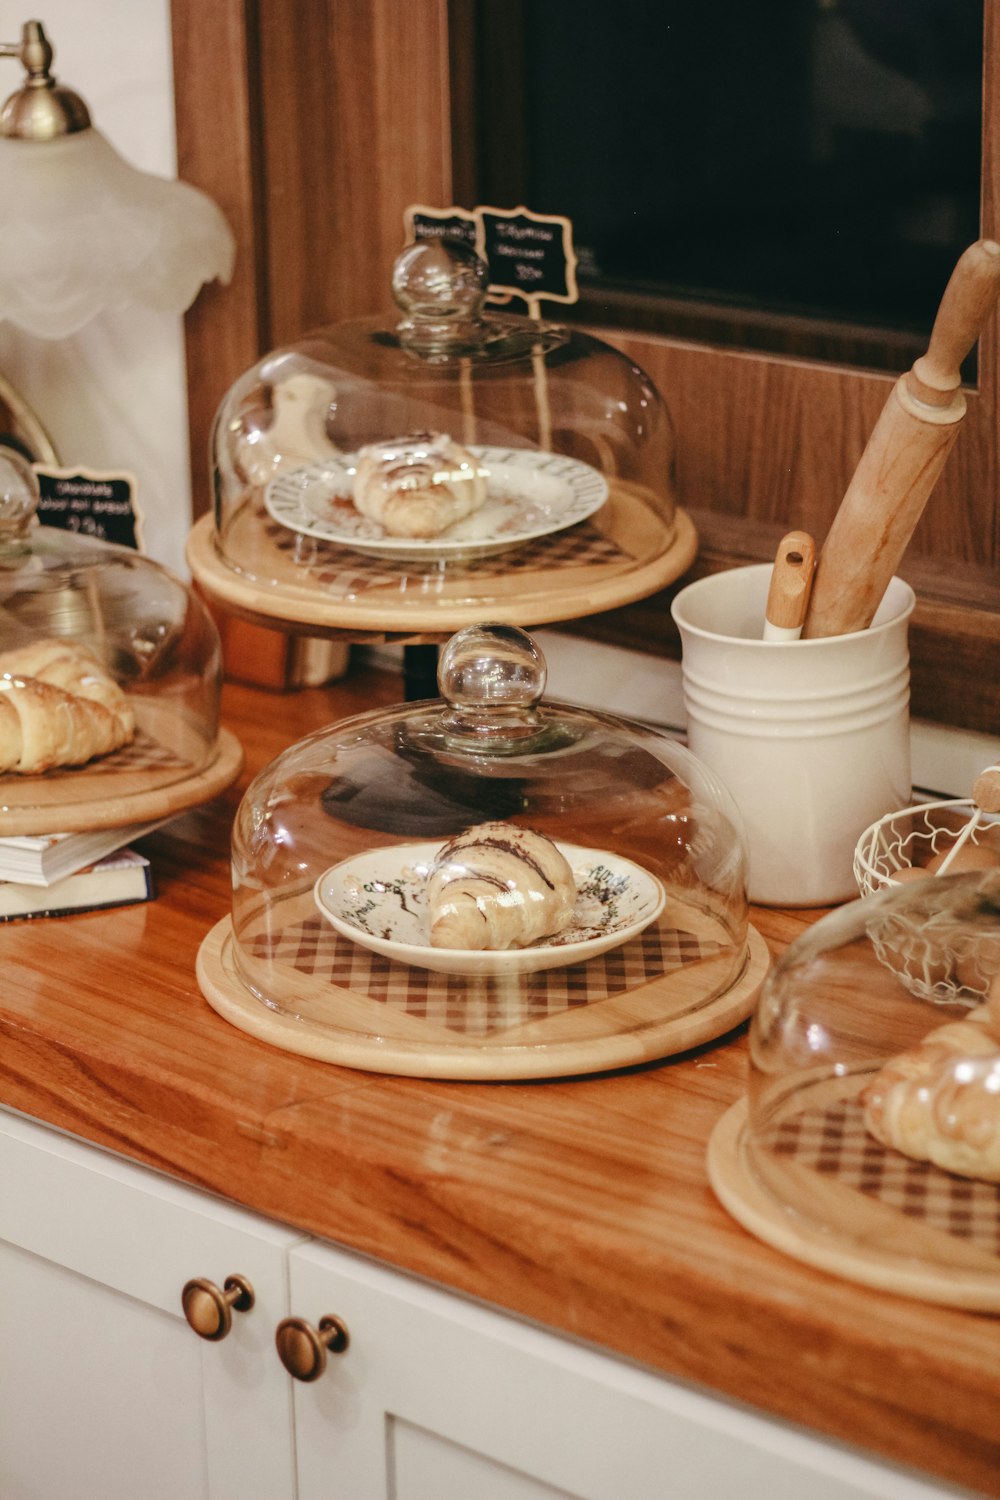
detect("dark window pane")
[454,0,983,373]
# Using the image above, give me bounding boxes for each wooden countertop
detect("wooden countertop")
[1,667,997,1497]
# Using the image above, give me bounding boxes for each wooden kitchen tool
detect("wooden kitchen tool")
[763,530,816,640]
[973,764,1000,815]
[803,239,1000,639]
[932,763,1000,877]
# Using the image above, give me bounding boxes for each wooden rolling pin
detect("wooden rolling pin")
[929,762,1000,876]
[803,238,1000,639]
[973,763,1000,815]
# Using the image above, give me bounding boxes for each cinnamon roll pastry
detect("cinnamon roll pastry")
[428,821,576,951]
[353,431,488,539]
[861,1010,1000,1181]
[0,639,135,773]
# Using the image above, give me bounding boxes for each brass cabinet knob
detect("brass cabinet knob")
[181,1274,255,1341]
[275,1314,350,1382]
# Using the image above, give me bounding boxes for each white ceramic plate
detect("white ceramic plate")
[314,839,666,976]
[264,446,609,559]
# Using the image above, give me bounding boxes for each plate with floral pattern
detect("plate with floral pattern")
[265,446,609,560]
[314,839,666,976]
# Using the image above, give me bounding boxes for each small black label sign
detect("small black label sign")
[406,207,478,251]
[479,207,577,305]
[34,467,143,550]
[404,202,578,311]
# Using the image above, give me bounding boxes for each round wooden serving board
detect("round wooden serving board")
[186,492,697,638]
[708,1093,1000,1311]
[197,911,768,1080]
[0,726,243,837]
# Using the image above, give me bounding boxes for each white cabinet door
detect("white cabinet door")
[0,1108,302,1500]
[288,1240,955,1500]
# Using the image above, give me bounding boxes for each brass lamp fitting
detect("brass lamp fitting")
[0,20,91,140]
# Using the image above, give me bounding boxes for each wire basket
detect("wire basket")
[854,799,1000,894]
[854,800,1000,1005]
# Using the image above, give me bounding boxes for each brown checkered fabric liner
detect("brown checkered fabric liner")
[763,1098,1000,1258]
[95,728,194,773]
[6,728,193,784]
[249,915,722,1037]
[262,517,627,598]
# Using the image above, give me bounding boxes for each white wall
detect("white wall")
[0,0,197,577]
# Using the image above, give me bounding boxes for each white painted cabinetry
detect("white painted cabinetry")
[286,1240,957,1500]
[0,1108,959,1500]
[0,1108,301,1500]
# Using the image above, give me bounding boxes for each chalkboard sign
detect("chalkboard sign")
[404,202,578,312]
[405,206,478,251]
[34,467,143,550]
[479,207,577,306]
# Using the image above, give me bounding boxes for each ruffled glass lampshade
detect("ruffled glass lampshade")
[0,19,234,339]
[0,130,235,338]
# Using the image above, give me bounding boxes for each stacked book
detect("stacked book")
[0,818,162,921]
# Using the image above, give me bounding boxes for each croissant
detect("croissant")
[428,821,576,951]
[0,639,135,774]
[861,1011,1000,1181]
[353,431,488,539]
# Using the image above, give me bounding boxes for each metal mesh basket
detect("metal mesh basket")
[854,799,991,894]
[855,801,1000,1004]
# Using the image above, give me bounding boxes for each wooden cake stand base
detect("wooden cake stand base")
[197,902,768,1081]
[709,1088,1000,1311]
[0,724,244,837]
[186,496,698,638]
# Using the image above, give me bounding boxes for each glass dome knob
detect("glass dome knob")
[0,448,39,544]
[392,239,489,355]
[437,624,550,746]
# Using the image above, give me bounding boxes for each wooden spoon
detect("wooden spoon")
[803,239,1000,639]
[763,530,816,640]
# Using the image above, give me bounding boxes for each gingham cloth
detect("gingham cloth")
[248,915,723,1038]
[262,517,628,598]
[3,728,192,784]
[763,1098,1000,1258]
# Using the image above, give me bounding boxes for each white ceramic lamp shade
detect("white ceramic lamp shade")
[0,129,235,338]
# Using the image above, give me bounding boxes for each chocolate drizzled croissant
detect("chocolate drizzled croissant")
[428,821,576,951]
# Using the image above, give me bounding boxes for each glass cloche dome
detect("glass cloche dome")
[197,624,762,1079]
[0,449,238,834]
[192,238,694,636]
[710,869,1000,1309]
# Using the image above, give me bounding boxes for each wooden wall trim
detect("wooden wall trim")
[174,0,456,519]
[257,0,454,338]
[172,0,268,521]
[603,331,997,572]
[985,0,1000,571]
